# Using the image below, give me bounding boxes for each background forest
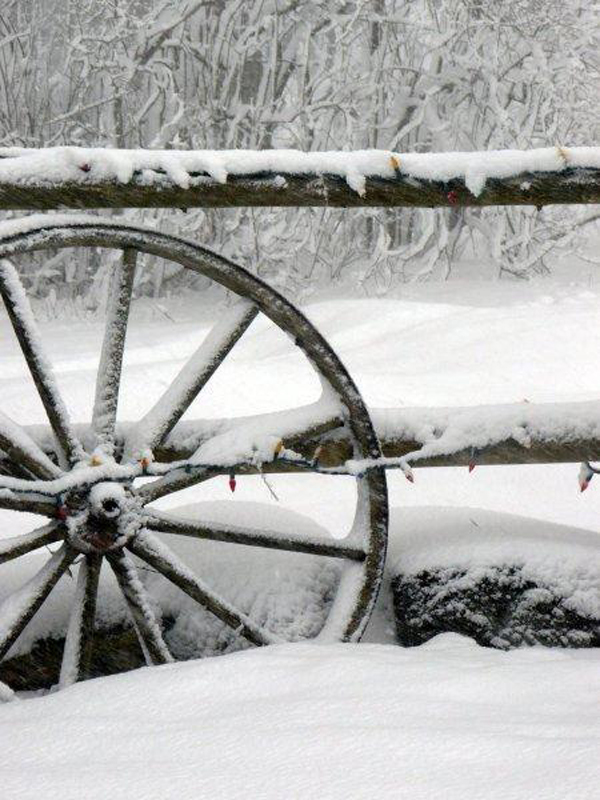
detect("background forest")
[0,0,598,309]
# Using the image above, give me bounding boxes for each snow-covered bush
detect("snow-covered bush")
[390,507,600,649]
[393,565,599,649]
[0,1,598,303]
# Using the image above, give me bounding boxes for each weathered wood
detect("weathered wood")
[152,417,600,471]
[0,261,84,465]
[106,550,172,665]
[0,522,62,564]
[8,407,600,479]
[378,436,600,469]
[256,433,600,471]
[59,553,102,686]
[0,492,58,517]
[0,545,76,660]
[156,433,600,470]
[8,414,600,483]
[0,168,598,209]
[92,249,137,452]
[143,509,366,561]
[0,219,389,648]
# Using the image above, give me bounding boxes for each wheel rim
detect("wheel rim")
[0,215,388,689]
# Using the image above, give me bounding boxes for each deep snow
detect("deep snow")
[1,272,600,797]
[1,637,599,800]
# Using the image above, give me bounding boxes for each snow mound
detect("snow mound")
[146,502,341,657]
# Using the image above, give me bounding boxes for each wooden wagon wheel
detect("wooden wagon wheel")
[0,215,388,690]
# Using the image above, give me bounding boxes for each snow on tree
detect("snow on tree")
[0,0,598,302]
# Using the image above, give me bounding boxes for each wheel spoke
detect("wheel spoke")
[0,260,84,466]
[92,249,137,453]
[128,530,276,647]
[123,301,258,460]
[0,492,56,516]
[106,549,172,665]
[135,466,215,505]
[0,544,76,660]
[0,411,62,480]
[0,459,30,480]
[143,509,366,561]
[0,521,63,564]
[59,553,102,687]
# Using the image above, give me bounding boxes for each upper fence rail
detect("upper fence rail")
[0,146,598,210]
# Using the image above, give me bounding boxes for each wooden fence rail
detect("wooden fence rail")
[0,147,599,209]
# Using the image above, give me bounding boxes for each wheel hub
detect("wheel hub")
[65,481,142,554]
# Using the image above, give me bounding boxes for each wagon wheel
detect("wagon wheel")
[0,215,388,690]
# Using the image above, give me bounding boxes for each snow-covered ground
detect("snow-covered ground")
[1,272,599,798]
[2,636,599,800]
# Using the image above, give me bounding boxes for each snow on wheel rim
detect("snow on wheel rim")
[0,214,388,689]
